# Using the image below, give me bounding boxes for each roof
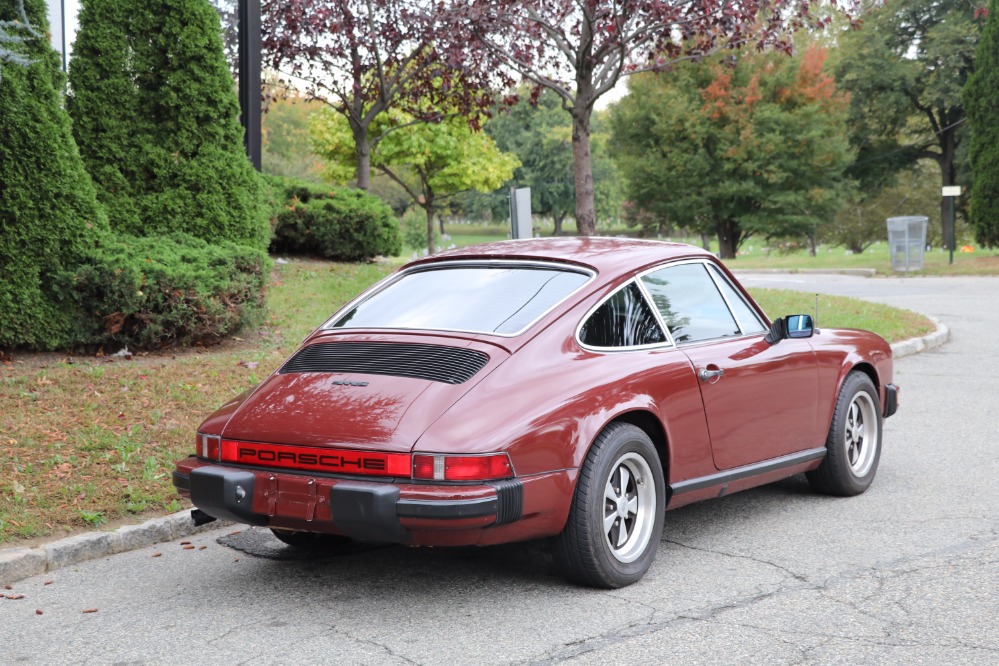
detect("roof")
[408,237,715,277]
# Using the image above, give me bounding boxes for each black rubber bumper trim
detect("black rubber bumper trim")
[884,383,899,418]
[188,466,266,526]
[172,470,190,493]
[491,479,523,525]
[330,482,410,543]
[396,496,498,519]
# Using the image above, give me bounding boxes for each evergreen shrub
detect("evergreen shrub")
[0,0,109,350]
[67,0,270,250]
[268,177,401,261]
[69,233,269,349]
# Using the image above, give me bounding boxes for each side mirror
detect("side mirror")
[765,314,814,344]
[786,314,814,338]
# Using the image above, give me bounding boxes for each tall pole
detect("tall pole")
[950,195,956,265]
[238,0,261,171]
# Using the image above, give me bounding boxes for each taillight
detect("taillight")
[197,433,221,461]
[412,453,514,482]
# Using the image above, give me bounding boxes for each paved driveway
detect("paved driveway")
[3,275,997,665]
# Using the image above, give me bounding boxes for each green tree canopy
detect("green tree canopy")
[312,108,519,254]
[485,89,622,235]
[610,47,854,258]
[835,0,983,246]
[0,0,108,350]
[963,0,999,247]
[68,0,268,250]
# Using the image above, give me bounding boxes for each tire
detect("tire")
[270,528,352,551]
[807,371,882,496]
[553,423,666,588]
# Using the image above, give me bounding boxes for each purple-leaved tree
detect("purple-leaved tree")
[454,0,862,235]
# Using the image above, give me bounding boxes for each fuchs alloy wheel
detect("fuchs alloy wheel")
[270,528,352,551]
[807,371,883,497]
[553,423,666,588]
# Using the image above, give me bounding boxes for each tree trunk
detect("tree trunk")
[808,232,817,257]
[938,125,957,249]
[700,233,712,251]
[424,204,436,255]
[716,218,740,259]
[571,108,597,236]
[552,212,565,236]
[351,121,372,191]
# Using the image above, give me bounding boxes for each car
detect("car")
[173,237,898,588]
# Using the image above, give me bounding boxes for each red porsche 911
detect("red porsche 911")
[174,238,898,588]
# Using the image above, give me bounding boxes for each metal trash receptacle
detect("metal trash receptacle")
[887,216,928,272]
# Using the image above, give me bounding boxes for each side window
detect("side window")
[707,264,766,335]
[579,282,666,348]
[640,263,739,344]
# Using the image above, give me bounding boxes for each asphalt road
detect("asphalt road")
[3,274,997,665]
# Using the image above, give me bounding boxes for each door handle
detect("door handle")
[699,367,725,382]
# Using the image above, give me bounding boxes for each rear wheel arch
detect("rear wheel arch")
[611,410,670,484]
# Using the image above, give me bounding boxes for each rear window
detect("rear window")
[329,265,591,335]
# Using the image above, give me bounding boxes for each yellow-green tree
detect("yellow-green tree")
[313,109,518,254]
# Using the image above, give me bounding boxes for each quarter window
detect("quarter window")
[579,283,666,348]
[640,263,740,344]
[707,264,766,335]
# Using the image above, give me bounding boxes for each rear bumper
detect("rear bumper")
[173,457,564,547]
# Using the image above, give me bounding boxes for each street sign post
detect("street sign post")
[942,186,962,265]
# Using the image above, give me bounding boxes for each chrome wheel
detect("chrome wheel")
[845,392,878,477]
[603,452,657,564]
[807,371,883,497]
[553,423,666,588]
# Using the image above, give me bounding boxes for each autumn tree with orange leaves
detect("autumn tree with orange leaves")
[610,46,854,258]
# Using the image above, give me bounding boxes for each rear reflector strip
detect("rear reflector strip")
[221,440,410,478]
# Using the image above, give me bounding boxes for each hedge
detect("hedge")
[68,233,270,350]
[267,177,402,261]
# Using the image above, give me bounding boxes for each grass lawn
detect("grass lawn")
[0,257,933,545]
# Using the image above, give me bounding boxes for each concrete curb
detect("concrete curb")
[0,317,952,586]
[733,268,878,277]
[0,511,232,586]
[890,316,950,359]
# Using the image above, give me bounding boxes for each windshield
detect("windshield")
[329,264,591,335]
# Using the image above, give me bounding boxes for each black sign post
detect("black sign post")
[238,0,261,171]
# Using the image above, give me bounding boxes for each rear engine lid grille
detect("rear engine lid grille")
[280,341,490,385]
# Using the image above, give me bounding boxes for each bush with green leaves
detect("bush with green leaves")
[67,0,269,250]
[0,0,109,351]
[269,177,401,261]
[69,233,269,350]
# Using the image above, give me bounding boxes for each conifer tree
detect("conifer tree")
[0,0,108,349]
[964,0,999,248]
[68,0,268,250]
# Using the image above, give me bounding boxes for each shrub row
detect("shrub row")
[266,176,402,261]
[68,233,270,350]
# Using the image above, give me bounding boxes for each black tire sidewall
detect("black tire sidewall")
[825,373,883,495]
[580,425,666,586]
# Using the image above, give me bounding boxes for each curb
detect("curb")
[0,511,232,586]
[889,316,949,359]
[0,317,952,586]
[732,268,878,277]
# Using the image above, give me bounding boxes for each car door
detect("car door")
[638,261,819,470]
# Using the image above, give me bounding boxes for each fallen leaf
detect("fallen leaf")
[152,552,162,558]
[82,608,98,614]
[198,546,207,550]
[43,580,53,586]
[4,584,11,590]
[35,609,43,615]
[182,545,195,550]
